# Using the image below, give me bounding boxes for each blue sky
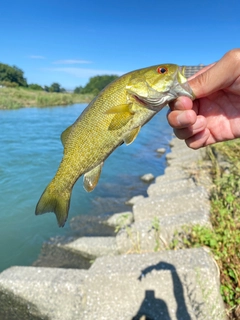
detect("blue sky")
[1,0,239,90]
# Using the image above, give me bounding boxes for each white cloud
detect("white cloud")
[53,59,92,65]
[29,55,45,59]
[45,67,125,78]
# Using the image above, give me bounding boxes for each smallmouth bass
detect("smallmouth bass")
[35,64,193,227]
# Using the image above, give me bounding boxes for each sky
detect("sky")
[1,0,240,90]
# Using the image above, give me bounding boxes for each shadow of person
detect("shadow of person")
[132,289,171,320]
[132,261,191,320]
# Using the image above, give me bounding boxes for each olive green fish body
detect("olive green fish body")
[36,64,193,227]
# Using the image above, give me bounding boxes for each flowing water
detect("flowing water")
[0,104,172,272]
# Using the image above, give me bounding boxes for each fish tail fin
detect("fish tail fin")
[35,182,71,227]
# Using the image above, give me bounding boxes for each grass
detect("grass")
[0,87,94,109]
[170,141,240,320]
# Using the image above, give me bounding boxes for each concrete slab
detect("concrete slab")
[133,190,210,222]
[116,210,210,253]
[104,211,134,228]
[147,179,198,197]
[64,236,118,259]
[0,267,87,320]
[82,248,225,320]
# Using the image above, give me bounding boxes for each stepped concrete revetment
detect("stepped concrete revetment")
[0,138,227,320]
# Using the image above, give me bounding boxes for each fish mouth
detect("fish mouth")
[132,94,147,106]
[179,66,185,76]
[175,66,194,98]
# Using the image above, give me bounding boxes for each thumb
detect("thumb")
[188,49,240,98]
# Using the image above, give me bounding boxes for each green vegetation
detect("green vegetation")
[0,63,27,87]
[0,62,66,93]
[0,87,94,109]
[171,141,240,320]
[0,62,119,108]
[28,83,43,91]
[74,75,119,95]
[44,82,66,93]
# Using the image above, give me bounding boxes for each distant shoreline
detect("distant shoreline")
[0,87,94,110]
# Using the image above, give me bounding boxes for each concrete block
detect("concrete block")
[133,189,210,222]
[116,210,210,253]
[82,248,225,320]
[64,237,118,259]
[0,267,87,320]
[147,179,197,197]
[104,211,134,228]
[33,242,91,269]
[126,195,145,206]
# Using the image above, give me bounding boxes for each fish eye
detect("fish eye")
[157,66,168,74]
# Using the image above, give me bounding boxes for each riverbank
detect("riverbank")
[0,87,94,109]
[0,138,228,320]
[28,138,240,319]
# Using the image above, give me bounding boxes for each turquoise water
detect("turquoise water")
[0,104,172,272]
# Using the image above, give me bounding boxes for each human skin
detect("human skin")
[167,49,240,149]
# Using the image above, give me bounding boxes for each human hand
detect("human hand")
[168,49,240,149]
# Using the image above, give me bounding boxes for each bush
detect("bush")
[28,84,43,91]
[0,81,19,88]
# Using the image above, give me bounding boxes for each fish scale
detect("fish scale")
[36,64,196,227]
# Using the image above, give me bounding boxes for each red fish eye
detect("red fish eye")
[157,66,168,74]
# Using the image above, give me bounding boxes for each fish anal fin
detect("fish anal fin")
[123,126,141,145]
[83,163,103,192]
[61,125,74,147]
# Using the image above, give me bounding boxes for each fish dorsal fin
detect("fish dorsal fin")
[123,126,141,145]
[106,104,135,131]
[83,162,103,192]
[61,125,73,146]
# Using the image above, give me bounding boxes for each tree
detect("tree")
[74,75,119,95]
[48,82,65,93]
[0,63,27,86]
[74,86,83,94]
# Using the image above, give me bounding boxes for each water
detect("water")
[0,104,172,272]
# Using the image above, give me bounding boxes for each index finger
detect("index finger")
[169,96,193,111]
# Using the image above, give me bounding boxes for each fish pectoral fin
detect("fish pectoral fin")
[106,104,135,130]
[61,124,74,147]
[123,126,141,145]
[108,112,133,130]
[105,103,133,115]
[83,162,103,192]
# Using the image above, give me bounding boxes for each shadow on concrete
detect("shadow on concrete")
[132,261,191,320]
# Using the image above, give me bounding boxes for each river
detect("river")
[0,104,172,272]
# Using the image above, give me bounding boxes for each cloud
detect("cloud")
[45,67,125,78]
[29,55,45,59]
[53,59,92,65]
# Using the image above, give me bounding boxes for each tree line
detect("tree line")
[74,75,119,95]
[0,62,119,94]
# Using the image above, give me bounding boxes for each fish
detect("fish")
[35,64,194,227]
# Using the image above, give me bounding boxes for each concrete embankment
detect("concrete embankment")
[0,138,227,320]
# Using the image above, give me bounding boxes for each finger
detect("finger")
[186,128,211,149]
[173,115,207,140]
[169,96,193,111]
[167,109,196,129]
[188,63,215,80]
[189,49,240,98]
